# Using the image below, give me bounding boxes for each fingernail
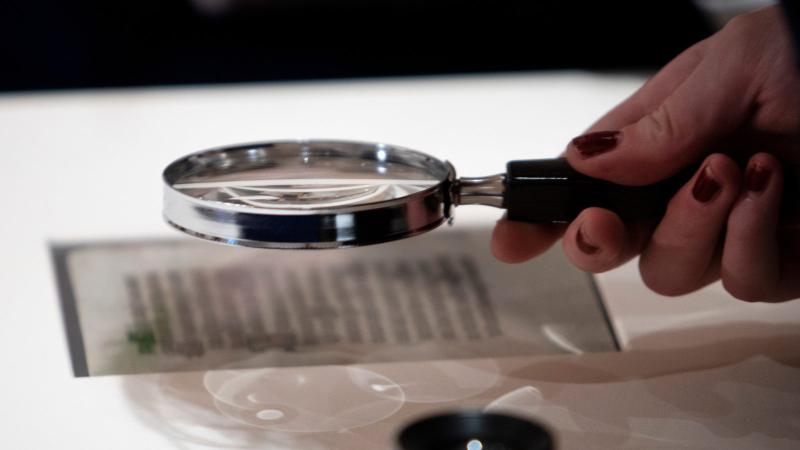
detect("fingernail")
[576,226,600,255]
[571,130,620,157]
[692,165,721,203]
[745,164,770,193]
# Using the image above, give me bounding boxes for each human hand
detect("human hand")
[492,5,800,302]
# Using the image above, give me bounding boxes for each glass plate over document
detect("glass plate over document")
[163,140,704,249]
[54,228,617,377]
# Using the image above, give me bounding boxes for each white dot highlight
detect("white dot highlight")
[466,439,483,450]
[256,409,285,421]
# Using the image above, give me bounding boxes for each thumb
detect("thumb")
[565,53,754,186]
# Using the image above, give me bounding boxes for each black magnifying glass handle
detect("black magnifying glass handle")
[504,158,800,223]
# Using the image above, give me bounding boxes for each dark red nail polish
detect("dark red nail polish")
[571,131,620,157]
[745,164,770,193]
[692,166,721,203]
[576,226,600,255]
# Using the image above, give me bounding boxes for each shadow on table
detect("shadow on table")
[499,321,800,448]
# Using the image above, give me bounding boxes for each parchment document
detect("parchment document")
[53,227,617,376]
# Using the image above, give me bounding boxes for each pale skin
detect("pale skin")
[491,5,800,302]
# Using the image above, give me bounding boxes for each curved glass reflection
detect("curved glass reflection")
[203,366,405,432]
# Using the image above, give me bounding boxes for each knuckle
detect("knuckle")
[723,14,748,35]
[718,12,769,68]
[650,103,675,138]
[641,103,682,155]
[722,11,762,39]
[683,43,707,68]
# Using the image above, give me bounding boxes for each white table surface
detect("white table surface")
[1,72,799,449]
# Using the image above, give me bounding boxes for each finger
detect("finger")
[561,208,652,273]
[566,40,755,186]
[491,218,565,263]
[639,154,742,296]
[493,38,711,267]
[722,153,788,301]
[585,37,712,133]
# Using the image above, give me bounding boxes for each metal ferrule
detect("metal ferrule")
[454,174,506,208]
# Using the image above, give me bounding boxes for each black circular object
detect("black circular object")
[396,411,555,450]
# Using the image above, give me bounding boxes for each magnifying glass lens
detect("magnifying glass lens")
[163,141,453,248]
[169,142,446,209]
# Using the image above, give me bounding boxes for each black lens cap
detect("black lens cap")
[396,411,555,450]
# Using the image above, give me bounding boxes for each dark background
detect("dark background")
[0,0,713,92]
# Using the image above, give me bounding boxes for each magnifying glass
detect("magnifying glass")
[163,140,797,249]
